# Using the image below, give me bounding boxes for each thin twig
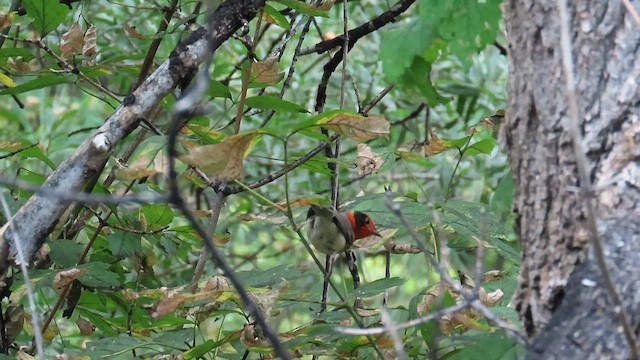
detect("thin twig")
[622,0,640,28]
[360,84,394,116]
[556,0,638,357]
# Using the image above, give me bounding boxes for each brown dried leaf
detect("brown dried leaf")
[479,287,503,307]
[251,55,284,85]
[0,13,13,30]
[60,23,84,59]
[113,165,159,181]
[82,24,97,65]
[7,57,38,73]
[483,270,504,282]
[201,276,231,292]
[124,23,146,40]
[320,114,390,141]
[355,307,379,317]
[54,268,85,289]
[423,128,450,156]
[179,132,260,180]
[5,304,23,344]
[152,292,185,318]
[76,318,95,335]
[356,143,384,177]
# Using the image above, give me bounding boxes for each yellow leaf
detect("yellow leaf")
[124,23,146,40]
[319,113,390,141]
[179,132,260,180]
[423,128,451,156]
[60,22,84,59]
[0,12,14,30]
[251,55,284,85]
[0,72,16,87]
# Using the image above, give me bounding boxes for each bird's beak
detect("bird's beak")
[372,230,382,237]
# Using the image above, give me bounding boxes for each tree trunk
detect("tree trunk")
[503,0,640,356]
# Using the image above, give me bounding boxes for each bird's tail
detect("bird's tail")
[307,204,333,219]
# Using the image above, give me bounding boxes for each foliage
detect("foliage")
[0,0,519,359]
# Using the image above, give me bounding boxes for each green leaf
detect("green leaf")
[0,75,72,95]
[207,80,231,99]
[184,339,216,360]
[273,0,331,17]
[245,95,309,113]
[0,48,35,63]
[263,4,291,30]
[140,204,174,229]
[237,264,304,288]
[464,138,496,155]
[439,200,519,263]
[77,262,121,288]
[446,331,525,360]
[22,0,70,37]
[18,143,56,169]
[49,240,84,268]
[491,171,515,216]
[108,231,142,258]
[354,277,405,298]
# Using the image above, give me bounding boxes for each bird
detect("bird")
[306,204,381,255]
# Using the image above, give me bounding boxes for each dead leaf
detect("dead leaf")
[113,165,159,181]
[423,128,450,156]
[483,270,504,282]
[179,132,260,180]
[124,23,146,40]
[54,268,85,289]
[320,113,390,141]
[76,318,95,335]
[7,57,38,73]
[61,23,84,59]
[152,292,185,318]
[0,13,13,30]
[5,303,23,344]
[251,55,284,85]
[82,24,97,65]
[479,287,503,307]
[201,276,231,292]
[17,348,34,360]
[356,143,384,177]
[355,308,379,317]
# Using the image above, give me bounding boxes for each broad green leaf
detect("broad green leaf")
[77,262,121,288]
[491,171,515,216]
[464,138,496,155]
[49,240,85,268]
[18,143,56,170]
[22,0,70,37]
[263,4,291,30]
[0,48,35,63]
[439,200,519,263]
[184,339,216,359]
[354,277,405,298]
[446,331,525,360]
[82,335,143,358]
[245,95,308,113]
[0,75,72,95]
[140,204,174,230]
[207,79,231,99]
[108,231,142,258]
[237,265,304,288]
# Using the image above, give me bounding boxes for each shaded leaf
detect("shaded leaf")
[354,277,405,298]
[76,318,96,336]
[207,80,231,99]
[124,23,146,40]
[245,95,308,113]
[273,0,333,17]
[0,12,14,30]
[54,268,85,289]
[77,262,121,288]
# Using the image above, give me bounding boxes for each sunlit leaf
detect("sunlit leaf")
[354,277,405,298]
[251,55,284,85]
[0,72,16,88]
[0,75,72,95]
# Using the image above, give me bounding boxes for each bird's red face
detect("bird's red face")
[347,211,382,240]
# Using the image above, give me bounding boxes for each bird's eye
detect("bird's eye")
[365,218,370,224]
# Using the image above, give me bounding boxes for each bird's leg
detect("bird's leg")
[321,254,333,312]
[345,250,362,309]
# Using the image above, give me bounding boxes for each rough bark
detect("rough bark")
[503,0,640,350]
[0,0,265,271]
